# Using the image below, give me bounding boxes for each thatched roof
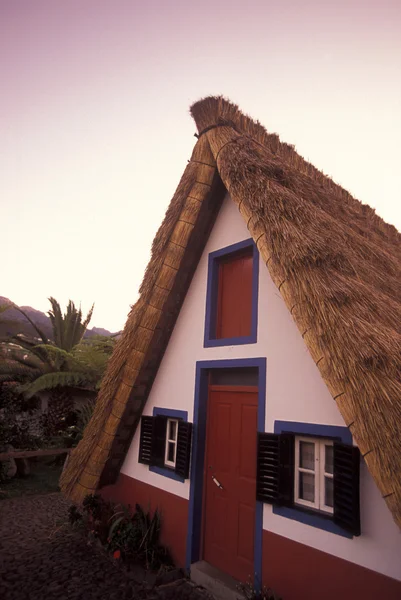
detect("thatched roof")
[60,96,401,528]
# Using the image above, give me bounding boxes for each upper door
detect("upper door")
[203,385,258,582]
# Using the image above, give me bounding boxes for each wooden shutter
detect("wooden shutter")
[279,433,295,505]
[257,433,280,503]
[151,415,167,467]
[175,421,193,479]
[138,416,154,465]
[333,442,361,536]
[256,432,294,505]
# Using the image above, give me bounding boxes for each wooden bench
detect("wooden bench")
[0,448,72,460]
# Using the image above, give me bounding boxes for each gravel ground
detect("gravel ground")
[0,493,213,600]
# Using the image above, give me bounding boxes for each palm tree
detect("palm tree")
[0,299,112,436]
[0,299,95,391]
[48,297,94,351]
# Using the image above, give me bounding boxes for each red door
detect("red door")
[203,385,257,582]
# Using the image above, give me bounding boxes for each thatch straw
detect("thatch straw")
[60,135,218,502]
[61,96,401,530]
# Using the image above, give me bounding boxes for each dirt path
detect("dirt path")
[0,493,212,600]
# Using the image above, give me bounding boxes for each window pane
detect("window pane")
[325,445,333,474]
[299,441,315,470]
[299,472,315,502]
[169,420,177,441]
[210,367,258,386]
[167,442,175,463]
[325,476,334,507]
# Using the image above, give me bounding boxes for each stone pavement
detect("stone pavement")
[0,493,213,600]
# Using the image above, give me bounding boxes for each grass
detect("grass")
[0,458,63,500]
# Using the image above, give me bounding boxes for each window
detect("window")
[164,418,178,468]
[256,423,361,537]
[294,437,333,514]
[216,248,253,339]
[138,410,193,481]
[209,366,259,386]
[204,239,259,347]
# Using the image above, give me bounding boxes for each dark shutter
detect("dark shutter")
[175,421,193,479]
[333,442,361,536]
[138,416,154,465]
[256,432,294,505]
[279,433,295,505]
[151,415,167,467]
[256,433,280,503]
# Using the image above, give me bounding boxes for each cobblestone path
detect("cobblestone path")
[0,493,212,600]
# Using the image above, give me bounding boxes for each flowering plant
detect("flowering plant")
[107,503,174,570]
[68,495,174,571]
[236,577,282,600]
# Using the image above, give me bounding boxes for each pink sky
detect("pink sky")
[1,0,400,331]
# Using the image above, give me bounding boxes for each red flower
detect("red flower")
[113,550,121,560]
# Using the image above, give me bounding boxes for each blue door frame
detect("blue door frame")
[185,357,266,587]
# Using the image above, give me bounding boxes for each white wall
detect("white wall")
[121,193,401,581]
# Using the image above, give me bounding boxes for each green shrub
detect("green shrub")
[107,502,174,570]
[68,494,174,571]
[0,384,42,450]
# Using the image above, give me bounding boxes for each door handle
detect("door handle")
[212,475,224,490]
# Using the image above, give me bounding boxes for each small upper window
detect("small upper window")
[204,239,259,347]
[215,249,253,340]
[294,436,333,514]
[164,418,178,468]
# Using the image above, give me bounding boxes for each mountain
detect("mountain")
[89,327,115,337]
[0,297,115,340]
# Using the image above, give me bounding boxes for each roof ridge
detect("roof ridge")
[190,96,401,247]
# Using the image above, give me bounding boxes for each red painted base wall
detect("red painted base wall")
[101,473,188,567]
[263,530,401,600]
[101,474,401,599]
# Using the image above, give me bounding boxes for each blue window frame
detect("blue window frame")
[273,420,353,538]
[149,407,188,483]
[203,238,259,347]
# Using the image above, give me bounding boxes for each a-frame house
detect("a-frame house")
[61,96,401,600]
